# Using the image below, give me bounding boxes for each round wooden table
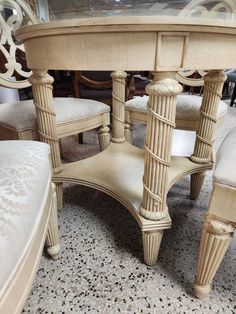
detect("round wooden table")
[16,16,236,266]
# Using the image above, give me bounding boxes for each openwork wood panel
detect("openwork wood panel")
[180,0,236,19]
[0,0,38,88]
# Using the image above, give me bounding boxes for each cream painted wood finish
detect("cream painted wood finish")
[16,16,236,266]
[0,183,60,314]
[193,182,236,298]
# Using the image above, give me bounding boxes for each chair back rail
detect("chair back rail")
[0,0,38,89]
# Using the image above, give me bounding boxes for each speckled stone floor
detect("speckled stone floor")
[23,104,236,314]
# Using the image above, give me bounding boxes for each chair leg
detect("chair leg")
[142,230,163,266]
[190,172,205,200]
[230,83,236,107]
[55,182,63,210]
[98,126,110,151]
[78,133,83,144]
[46,183,61,260]
[124,122,132,143]
[193,217,234,298]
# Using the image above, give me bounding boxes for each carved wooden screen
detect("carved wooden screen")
[0,0,38,89]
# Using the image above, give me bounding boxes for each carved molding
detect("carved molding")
[0,0,38,88]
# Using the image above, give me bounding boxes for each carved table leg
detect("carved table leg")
[46,183,61,260]
[141,72,182,265]
[111,71,127,143]
[190,70,226,199]
[193,216,234,298]
[29,70,63,209]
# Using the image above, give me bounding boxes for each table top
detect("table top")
[16,14,236,72]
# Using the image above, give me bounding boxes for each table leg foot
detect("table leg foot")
[193,282,211,299]
[190,172,205,200]
[142,230,163,266]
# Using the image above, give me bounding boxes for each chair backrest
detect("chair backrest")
[0,0,38,89]
[179,0,236,19]
[74,71,113,105]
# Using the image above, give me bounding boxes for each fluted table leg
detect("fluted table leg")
[111,71,127,143]
[29,69,63,209]
[141,71,182,265]
[193,216,234,298]
[190,70,226,199]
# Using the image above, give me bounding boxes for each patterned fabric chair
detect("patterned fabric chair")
[194,126,236,298]
[125,71,228,199]
[0,1,110,149]
[0,140,60,313]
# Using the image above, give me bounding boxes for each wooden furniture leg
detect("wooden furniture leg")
[141,72,182,265]
[111,71,127,143]
[230,83,236,107]
[98,113,110,151]
[193,215,234,298]
[190,70,226,199]
[124,109,133,143]
[29,70,63,209]
[46,183,61,260]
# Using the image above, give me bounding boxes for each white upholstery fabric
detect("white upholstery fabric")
[0,97,110,131]
[125,94,227,119]
[0,141,51,298]
[214,127,236,187]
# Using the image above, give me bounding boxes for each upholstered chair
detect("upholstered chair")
[225,69,236,107]
[125,71,227,199]
[0,1,110,149]
[0,140,60,313]
[0,1,110,209]
[193,126,236,298]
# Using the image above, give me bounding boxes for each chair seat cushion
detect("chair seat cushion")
[125,94,227,120]
[0,141,51,298]
[0,97,110,131]
[214,127,236,187]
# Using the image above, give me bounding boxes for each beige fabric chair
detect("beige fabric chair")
[125,71,228,199]
[0,140,60,314]
[0,0,110,149]
[193,127,236,298]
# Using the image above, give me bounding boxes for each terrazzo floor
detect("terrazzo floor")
[23,104,236,314]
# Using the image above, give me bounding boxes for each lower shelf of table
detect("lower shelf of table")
[54,141,212,231]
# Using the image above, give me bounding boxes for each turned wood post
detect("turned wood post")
[141,71,182,220]
[191,70,226,164]
[46,183,61,260]
[193,216,234,298]
[190,70,226,199]
[29,69,62,173]
[111,71,127,143]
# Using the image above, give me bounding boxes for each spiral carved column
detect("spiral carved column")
[193,216,234,298]
[46,183,61,260]
[141,72,182,266]
[29,69,62,173]
[190,70,226,199]
[30,70,63,210]
[141,72,182,220]
[111,71,127,143]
